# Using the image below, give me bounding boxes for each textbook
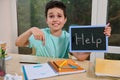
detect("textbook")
[95,58,120,77]
[22,59,86,80]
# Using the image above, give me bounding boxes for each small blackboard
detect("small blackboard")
[69,25,108,52]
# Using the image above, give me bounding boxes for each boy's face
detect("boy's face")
[46,7,67,32]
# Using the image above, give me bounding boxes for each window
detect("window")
[105,0,120,60]
[108,0,120,46]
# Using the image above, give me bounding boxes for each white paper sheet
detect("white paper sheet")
[23,63,58,80]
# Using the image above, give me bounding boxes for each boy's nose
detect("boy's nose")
[53,17,58,21]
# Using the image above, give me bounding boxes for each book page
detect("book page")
[95,58,120,77]
[23,63,58,80]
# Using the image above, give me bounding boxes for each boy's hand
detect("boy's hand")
[104,23,111,37]
[30,27,45,45]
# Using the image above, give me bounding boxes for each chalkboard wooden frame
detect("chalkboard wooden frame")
[69,25,108,52]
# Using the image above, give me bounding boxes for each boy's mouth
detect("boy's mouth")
[53,23,59,27]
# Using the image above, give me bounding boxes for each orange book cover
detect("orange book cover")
[95,58,120,77]
[48,59,86,75]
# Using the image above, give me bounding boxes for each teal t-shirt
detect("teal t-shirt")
[29,28,70,58]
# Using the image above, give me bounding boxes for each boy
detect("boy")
[15,0,111,61]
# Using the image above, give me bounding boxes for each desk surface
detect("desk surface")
[1,53,120,80]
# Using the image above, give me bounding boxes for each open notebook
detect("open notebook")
[22,59,86,80]
[95,58,120,77]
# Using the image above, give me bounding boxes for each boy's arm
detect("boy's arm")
[15,27,45,47]
[15,28,33,47]
[70,52,91,61]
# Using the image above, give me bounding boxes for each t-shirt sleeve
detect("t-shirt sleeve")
[28,35,43,48]
[28,29,45,49]
[28,35,35,48]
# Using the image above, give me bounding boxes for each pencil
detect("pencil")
[53,61,59,68]
[59,60,67,67]
[53,61,61,71]
[20,62,39,64]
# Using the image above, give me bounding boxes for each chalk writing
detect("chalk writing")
[75,33,102,48]
[69,25,108,52]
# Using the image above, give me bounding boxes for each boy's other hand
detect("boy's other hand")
[104,23,111,37]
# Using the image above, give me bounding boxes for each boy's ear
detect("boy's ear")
[46,18,48,24]
[64,17,67,23]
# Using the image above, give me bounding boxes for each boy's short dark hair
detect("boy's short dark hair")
[45,0,66,18]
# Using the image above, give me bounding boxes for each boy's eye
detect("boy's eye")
[58,15,62,18]
[48,14,62,18]
[49,15,54,18]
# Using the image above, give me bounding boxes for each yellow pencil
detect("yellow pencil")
[58,60,67,71]
[59,60,67,67]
